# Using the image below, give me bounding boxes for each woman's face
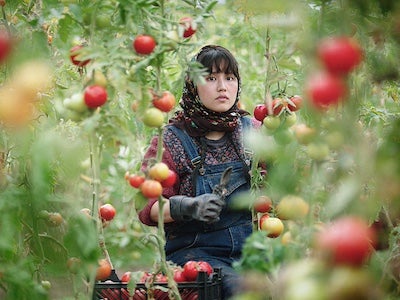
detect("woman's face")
[196,64,239,113]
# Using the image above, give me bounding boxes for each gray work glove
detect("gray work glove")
[169,193,225,223]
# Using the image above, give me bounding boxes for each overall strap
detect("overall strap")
[166,125,202,168]
[165,126,205,195]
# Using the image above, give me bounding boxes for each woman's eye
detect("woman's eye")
[206,76,216,81]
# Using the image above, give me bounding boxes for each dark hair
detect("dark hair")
[195,45,241,85]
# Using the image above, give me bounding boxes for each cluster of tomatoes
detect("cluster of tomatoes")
[305,35,363,110]
[68,204,117,282]
[126,162,177,199]
[64,45,108,119]
[253,95,302,131]
[140,89,176,128]
[254,194,309,240]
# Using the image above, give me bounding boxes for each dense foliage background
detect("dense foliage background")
[0,0,399,299]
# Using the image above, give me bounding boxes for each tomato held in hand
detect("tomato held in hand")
[133,35,156,55]
[317,36,363,76]
[305,72,347,110]
[84,85,108,108]
[99,204,116,221]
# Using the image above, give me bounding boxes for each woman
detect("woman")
[138,45,256,299]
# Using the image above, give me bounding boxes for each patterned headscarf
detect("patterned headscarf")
[170,45,249,137]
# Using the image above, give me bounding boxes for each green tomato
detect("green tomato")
[142,107,165,127]
[283,112,297,127]
[274,129,294,145]
[63,93,87,113]
[307,143,330,161]
[263,116,281,130]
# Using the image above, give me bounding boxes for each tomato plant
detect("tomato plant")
[133,35,156,55]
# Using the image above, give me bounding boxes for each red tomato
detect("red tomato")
[254,195,273,213]
[152,91,176,112]
[182,260,213,281]
[140,179,163,198]
[120,271,131,283]
[70,45,90,67]
[253,104,268,122]
[314,216,377,267]
[305,72,347,110]
[95,259,112,281]
[128,174,145,188]
[317,36,363,76]
[271,98,284,115]
[0,30,12,63]
[288,95,303,111]
[155,273,168,283]
[161,169,177,188]
[179,17,197,38]
[133,35,156,55]
[198,261,213,276]
[173,267,187,283]
[99,204,116,221]
[84,85,108,108]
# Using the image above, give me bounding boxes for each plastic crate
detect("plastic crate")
[93,268,222,300]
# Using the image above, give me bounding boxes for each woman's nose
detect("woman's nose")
[217,79,227,91]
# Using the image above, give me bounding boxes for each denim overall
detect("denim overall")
[164,117,253,299]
